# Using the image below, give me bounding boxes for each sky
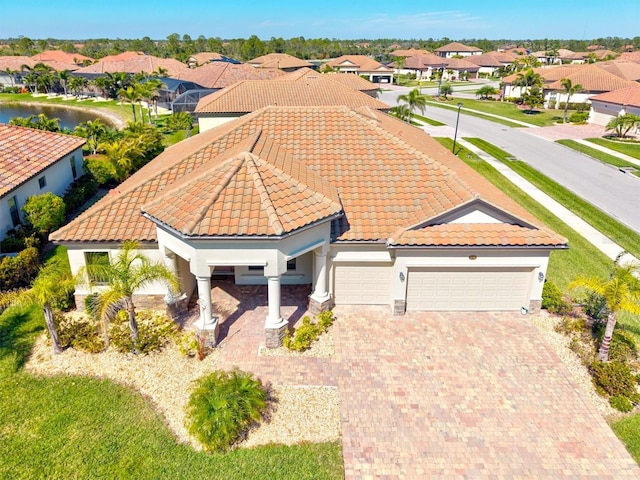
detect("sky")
[2,0,639,41]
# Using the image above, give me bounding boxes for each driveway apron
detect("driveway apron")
[333,307,640,479]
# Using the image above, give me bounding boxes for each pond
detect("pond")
[0,103,115,130]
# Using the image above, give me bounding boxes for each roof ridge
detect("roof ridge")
[244,153,285,235]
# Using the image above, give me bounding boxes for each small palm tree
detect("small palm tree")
[82,240,180,351]
[118,85,141,123]
[75,119,108,155]
[569,260,640,362]
[0,260,76,354]
[560,78,583,123]
[397,88,427,124]
[475,85,498,100]
[606,114,640,138]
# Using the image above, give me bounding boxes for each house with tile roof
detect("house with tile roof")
[73,54,189,78]
[31,50,94,66]
[186,52,241,68]
[326,55,394,84]
[194,75,390,131]
[248,53,314,71]
[279,67,380,97]
[589,84,640,126]
[51,106,565,347]
[177,62,286,89]
[434,42,482,58]
[0,124,85,241]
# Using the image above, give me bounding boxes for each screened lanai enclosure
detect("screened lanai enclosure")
[171,88,217,112]
[155,77,211,111]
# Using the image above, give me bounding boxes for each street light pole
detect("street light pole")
[452,102,463,155]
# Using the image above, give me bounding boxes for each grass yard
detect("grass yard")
[427,97,563,127]
[612,410,640,465]
[464,137,640,261]
[557,139,640,175]
[587,137,640,160]
[413,113,445,126]
[433,137,611,289]
[0,247,343,480]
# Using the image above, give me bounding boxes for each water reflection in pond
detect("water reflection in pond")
[0,104,115,130]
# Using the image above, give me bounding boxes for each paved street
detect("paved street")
[378,86,640,233]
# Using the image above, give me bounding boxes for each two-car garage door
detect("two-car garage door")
[406,267,533,311]
[334,263,391,305]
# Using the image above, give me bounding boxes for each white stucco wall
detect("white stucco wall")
[198,114,241,133]
[1,148,83,240]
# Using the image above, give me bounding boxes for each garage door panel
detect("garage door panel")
[334,263,391,305]
[407,268,532,311]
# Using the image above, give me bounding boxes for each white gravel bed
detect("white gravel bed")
[25,333,340,449]
[530,313,616,416]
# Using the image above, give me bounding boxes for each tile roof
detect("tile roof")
[545,65,636,92]
[248,53,314,70]
[443,58,481,72]
[595,60,640,81]
[0,124,86,197]
[280,67,379,92]
[405,54,448,69]
[390,49,431,57]
[141,132,343,237]
[98,51,145,62]
[74,54,189,77]
[327,55,393,73]
[176,62,285,89]
[464,53,508,68]
[194,78,390,114]
[187,52,225,65]
[51,106,565,248]
[31,50,93,65]
[619,51,640,62]
[0,56,78,72]
[434,42,482,53]
[590,84,640,107]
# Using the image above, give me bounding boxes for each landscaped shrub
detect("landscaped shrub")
[609,330,638,363]
[186,369,267,452]
[109,309,178,354]
[56,312,104,353]
[84,157,115,186]
[555,316,588,335]
[0,246,40,290]
[177,330,200,357]
[23,192,66,236]
[590,360,638,398]
[63,173,99,213]
[283,311,335,352]
[583,292,608,322]
[0,227,39,254]
[610,395,635,413]
[569,112,589,124]
[542,280,572,314]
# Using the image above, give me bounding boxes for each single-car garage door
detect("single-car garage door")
[334,263,391,305]
[406,267,533,311]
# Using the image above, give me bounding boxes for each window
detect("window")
[70,156,77,179]
[38,176,47,189]
[85,251,110,284]
[8,196,20,227]
[287,258,297,271]
[248,266,264,272]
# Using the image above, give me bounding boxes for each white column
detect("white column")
[265,275,284,327]
[197,275,214,326]
[310,250,330,302]
[163,251,182,303]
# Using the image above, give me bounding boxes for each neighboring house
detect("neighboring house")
[442,58,480,80]
[326,55,394,83]
[390,49,431,58]
[401,53,447,80]
[248,53,314,72]
[434,42,482,58]
[589,84,640,126]
[0,56,78,88]
[177,62,286,90]
[186,52,240,68]
[279,67,381,97]
[51,106,566,347]
[31,50,94,66]
[466,52,516,77]
[194,77,390,131]
[0,124,85,241]
[73,53,189,78]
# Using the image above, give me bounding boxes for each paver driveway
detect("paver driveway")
[332,307,640,479]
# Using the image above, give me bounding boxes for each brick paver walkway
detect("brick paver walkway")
[198,284,640,478]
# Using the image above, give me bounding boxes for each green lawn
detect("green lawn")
[413,113,445,126]
[611,413,640,465]
[427,97,563,127]
[557,139,640,174]
[586,137,640,160]
[0,248,343,480]
[434,137,611,289]
[0,92,133,124]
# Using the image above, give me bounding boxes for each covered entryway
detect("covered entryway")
[334,263,392,305]
[406,267,533,311]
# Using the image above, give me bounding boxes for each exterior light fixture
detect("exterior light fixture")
[399,272,405,282]
[538,271,545,282]
[468,255,477,260]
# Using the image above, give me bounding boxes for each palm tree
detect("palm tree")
[3,67,18,88]
[83,240,180,351]
[68,75,87,98]
[137,79,162,123]
[475,85,498,100]
[394,56,406,85]
[57,70,71,97]
[513,68,543,98]
[118,85,141,123]
[0,259,76,354]
[74,119,108,155]
[440,82,453,100]
[606,114,640,138]
[397,88,427,124]
[569,260,640,362]
[102,138,143,181]
[559,78,583,123]
[390,104,410,122]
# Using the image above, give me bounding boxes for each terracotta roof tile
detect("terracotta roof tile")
[51,106,564,248]
[248,53,314,70]
[194,78,390,113]
[74,54,189,77]
[0,124,85,197]
[177,62,285,89]
[590,83,640,107]
[31,50,93,65]
[327,55,393,73]
[279,67,379,92]
[434,42,482,53]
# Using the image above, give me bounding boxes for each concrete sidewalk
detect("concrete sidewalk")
[457,138,638,266]
[574,139,640,168]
